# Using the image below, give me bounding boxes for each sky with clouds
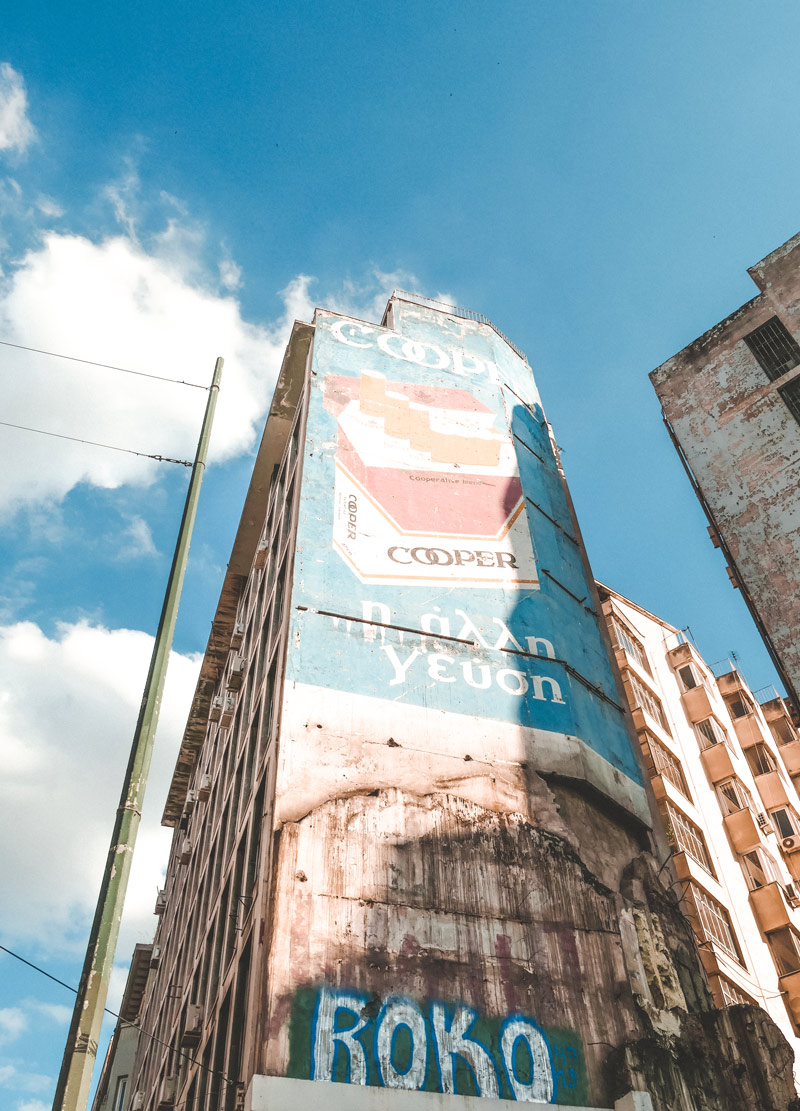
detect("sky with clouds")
[3,1,800,1105]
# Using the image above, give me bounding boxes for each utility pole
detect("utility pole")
[53,358,223,1111]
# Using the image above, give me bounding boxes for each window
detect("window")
[746,744,777,778]
[691,885,744,964]
[717,777,755,817]
[677,663,702,692]
[779,376,800,426]
[695,716,729,751]
[646,735,691,798]
[768,926,800,976]
[743,316,800,381]
[771,807,799,840]
[717,976,755,1007]
[741,848,780,891]
[769,715,797,747]
[725,691,754,720]
[666,802,714,874]
[112,1077,128,1111]
[628,672,670,733]
[609,614,652,675]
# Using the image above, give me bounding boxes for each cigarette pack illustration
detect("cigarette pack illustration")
[322,371,538,588]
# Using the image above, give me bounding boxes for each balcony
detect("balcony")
[667,641,694,668]
[681,686,715,723]
[732,713,766,749]
[716,670,744,697]
[723,808,762,853]
[749,882,793,934]
[700,743,737,784]
[778,969,800,1029]
[754,770,790,810]
[779,740,800,778]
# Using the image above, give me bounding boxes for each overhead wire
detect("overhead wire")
[0,943,238,1090]
[0,419,193,467]
[0,338,209,390]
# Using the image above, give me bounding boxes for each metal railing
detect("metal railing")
[753,683,782,704]
[390,289,530,364]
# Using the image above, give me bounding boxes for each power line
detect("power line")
[0,943,238,1090]
[0,338,209,391]
[0,419,192,466]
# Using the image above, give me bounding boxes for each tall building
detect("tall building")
[650,233,800,711]
[126,295,795,1110]
[599,583,800,1052]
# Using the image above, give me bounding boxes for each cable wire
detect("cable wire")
[0,943,238,1090]
[0,338,209,390]
[0,419,192,466]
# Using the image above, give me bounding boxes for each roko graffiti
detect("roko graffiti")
[287,986,586,1104]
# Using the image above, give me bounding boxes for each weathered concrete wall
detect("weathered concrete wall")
[255,300,796,1108]
[650,233,800,710]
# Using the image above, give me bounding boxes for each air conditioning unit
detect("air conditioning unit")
[725,565,739,590]
[154,889,167,916]
[150,945,161,969]
[179,838,192,865]
[209,694,223,723]
[254,539,268,569]
[220,691,236,727]
[157,1075,177,1110]
[197,773,212,802]
[231,620,245,649]
[181,1002,203,1049]
[783,836,798,851]
[132,1094,144,1111]
[785,883,800,907]
[226,655,246,691]
[185,789,198,814]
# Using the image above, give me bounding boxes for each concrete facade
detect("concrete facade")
[600,584,800,1054]
[127,296,796,1110]
[650,234,800,711]
[91,944,151,1111]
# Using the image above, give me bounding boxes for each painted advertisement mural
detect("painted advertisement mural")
[287,986,586,1105]
[287,306,645,809]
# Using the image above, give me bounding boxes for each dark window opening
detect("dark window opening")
[744,316,800,381]
[779,376,800,426]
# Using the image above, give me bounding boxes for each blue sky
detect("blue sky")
[2,1,800,1104]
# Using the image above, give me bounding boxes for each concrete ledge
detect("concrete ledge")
[246,1074,652,1111]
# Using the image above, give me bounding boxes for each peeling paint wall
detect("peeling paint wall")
[257,301,795,1107]
[651,234,800,710]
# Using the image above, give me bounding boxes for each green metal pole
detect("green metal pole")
[53,358,223,1111]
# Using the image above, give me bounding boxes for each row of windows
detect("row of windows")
[743,315,800,429]
[132,384,309,1110]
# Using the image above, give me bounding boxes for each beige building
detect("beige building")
[599,584,800,1047]
[650,233,800,712]
[91,945,151,1111]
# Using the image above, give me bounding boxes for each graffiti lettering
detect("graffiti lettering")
[298,988,560,1102]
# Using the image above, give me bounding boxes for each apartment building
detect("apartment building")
[121,295,796,1111]
[651,232,800,711]
[599,584,800,1048]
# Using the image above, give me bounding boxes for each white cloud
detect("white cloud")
[0,227,307,516]
[18,1100,49,1111]
[24,1001,72,1028]
[0,620,199,955]
[120,515,157,559]
[0,64,35,155]
[0,1065,50,1093]
[0,1009,27,1046]
[219,255,242,292]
